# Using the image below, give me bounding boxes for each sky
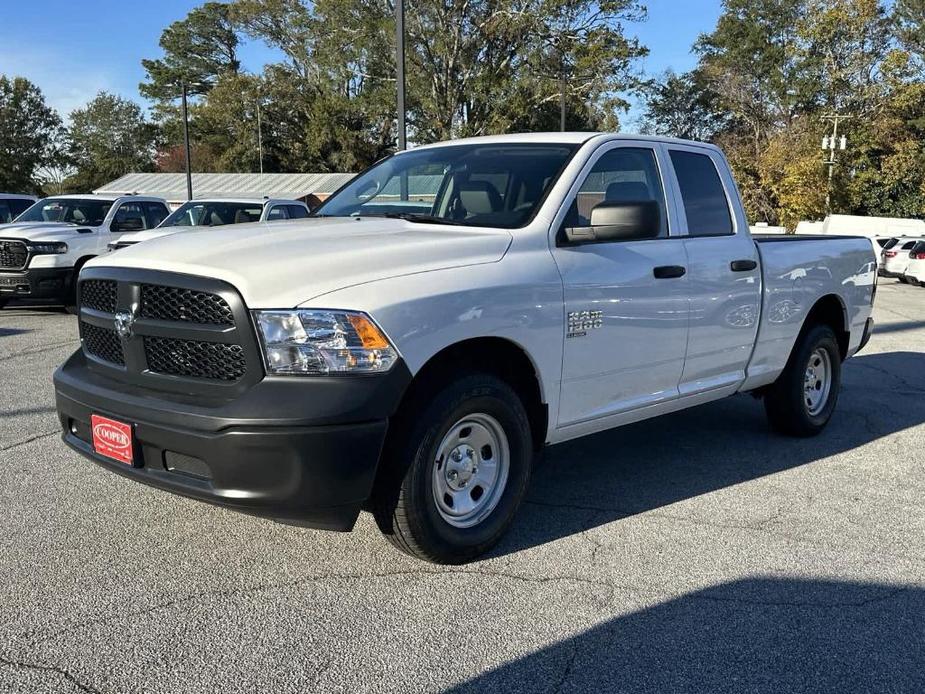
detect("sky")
[0,0,721,128]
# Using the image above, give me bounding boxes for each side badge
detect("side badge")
[567,310,603,338]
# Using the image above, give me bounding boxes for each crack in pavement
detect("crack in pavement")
[0,340,77,364]
[0,654,103,694]
[523,499,925,567]
[24,568,639,646]
[0,431,58,452]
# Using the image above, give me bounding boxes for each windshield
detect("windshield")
[160,201,264,227]
[314,143,579,229]
[16,198,113,226]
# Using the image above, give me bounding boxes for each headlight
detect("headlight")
[27,241,68,254]
[253,309,398,375]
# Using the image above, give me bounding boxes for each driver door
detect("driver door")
[552,142,690,427]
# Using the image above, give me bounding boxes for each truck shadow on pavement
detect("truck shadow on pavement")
[446,577,924,693]
[495,351,925,557]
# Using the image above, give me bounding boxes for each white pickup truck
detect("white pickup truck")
[0,194,170,308]
[53,133,876,563]
[107,198,311,251]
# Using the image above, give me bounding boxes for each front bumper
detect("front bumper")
[857,317,874,354]
[54,349,411,530]
[0,266,72,300]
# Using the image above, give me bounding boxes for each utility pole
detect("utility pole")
[395,0,407,150]
[181,82,193,201]
[821,113,850,215]
[256,98,264,175]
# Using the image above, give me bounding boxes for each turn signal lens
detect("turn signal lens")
[347,314,391,349]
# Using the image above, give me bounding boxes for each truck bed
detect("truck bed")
[742,234,876,391]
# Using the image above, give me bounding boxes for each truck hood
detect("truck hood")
[0,222,94,241]
[86,217,513,307]
[119,228,181,244]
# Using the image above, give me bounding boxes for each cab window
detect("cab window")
[563,147,669,238]
[670,150,734,236]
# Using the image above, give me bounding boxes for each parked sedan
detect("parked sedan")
[903,241,925,286]
[881,238,921,281]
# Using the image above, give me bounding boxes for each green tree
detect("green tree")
[895,0,925,60]
[641,69,726,141]
[0,75,65,194]
[140,1,241,102]
[66,92,159,191]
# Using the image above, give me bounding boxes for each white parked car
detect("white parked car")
[881,238,922,281]
[902,241,925,286]
[0,193,38,223]
[107,198,311,251]
[54,133,875,563]
[0,194,170,308]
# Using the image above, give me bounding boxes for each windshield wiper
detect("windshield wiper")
[380,212,459,226]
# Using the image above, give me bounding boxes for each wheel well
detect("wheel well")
[804,294,849,359]
[398,338,548,451]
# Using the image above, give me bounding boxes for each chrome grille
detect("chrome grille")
[0,240,27,270]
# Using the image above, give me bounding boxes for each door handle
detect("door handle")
[653,265,686,279]
[730,259,758,272]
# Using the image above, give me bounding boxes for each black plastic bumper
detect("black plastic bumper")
[857,317,874,353]
[53,349,411,531]
[0,266,72,300]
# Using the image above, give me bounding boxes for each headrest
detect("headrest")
[209,211,225,226]
[459,180,503,216]
[234,209,259,224]
[605,181,651,202]
[72,209,87,223]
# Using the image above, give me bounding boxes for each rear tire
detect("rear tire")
[373,372,533,564]
[764,324,841,437]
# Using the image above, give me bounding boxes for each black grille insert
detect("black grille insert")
[144,337,246,381]
[140,284,234,325]
[80,280,118,313]
[0,241,27,270]
[81,323,124,366]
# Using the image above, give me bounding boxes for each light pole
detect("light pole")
[180,81,193,201]
[395,0,407,150]
[821,113,850,215]
[256,98,264,174]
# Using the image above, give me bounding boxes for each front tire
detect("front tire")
[374,372,533,564]
[764,324,841,437]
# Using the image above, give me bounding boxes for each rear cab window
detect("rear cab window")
[669,150,734,237]
[286,205,309,219]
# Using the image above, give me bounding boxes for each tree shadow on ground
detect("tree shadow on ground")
[493,351,924,557]
[446,577,924,693]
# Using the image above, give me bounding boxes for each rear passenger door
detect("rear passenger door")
[666,145,761,396]
[552,142,690,426]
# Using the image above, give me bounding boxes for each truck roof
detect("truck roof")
[183,197,307,206]
[409,131,722,152]
[39,193,167,204]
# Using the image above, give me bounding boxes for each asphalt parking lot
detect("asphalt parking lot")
[0,281,922,694]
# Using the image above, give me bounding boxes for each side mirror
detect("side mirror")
[560,200,661,246]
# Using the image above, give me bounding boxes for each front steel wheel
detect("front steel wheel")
[373,372,533,564]
[432,413,510,529]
